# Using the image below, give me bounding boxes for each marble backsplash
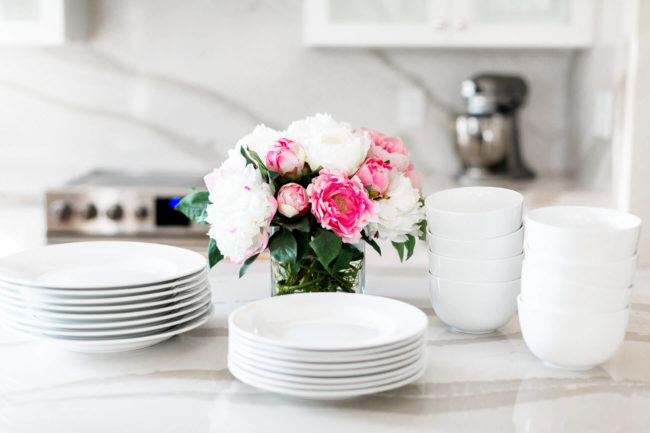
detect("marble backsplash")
[0,0,586,202]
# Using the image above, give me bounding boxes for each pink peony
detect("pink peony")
[277,183,309,218]
[265,138,306,176]
[356,158,392,196]
[405,166,424,195]
[361,128,411,173]
[307,169,378,243]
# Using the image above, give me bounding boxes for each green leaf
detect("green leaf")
[294,231,311,263]
[281,217,310,233]
[332,247,355,274]
[208,238,224,268]
[362,232,382,255]
[392,240,405,262]
[405,234,416,261]
[239,146,257,169]
[270,229,298,264]
[174,191,209,224]
[239,253,260,278]
[309,228,342,267]
[417,219,428,241]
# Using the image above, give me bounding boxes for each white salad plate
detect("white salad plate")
[229,330,426,363]
[0,278,208,305]
[228,357,426,399]
[1,295,212,330]
[3,307,213,353]
[0,282,210,316]
[229,293,428,351]
[0,269,208,298]
[0,241,207,289]
[1,303,211,338]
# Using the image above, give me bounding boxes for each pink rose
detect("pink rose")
[265,138,306,176]
[277,183,309,218]
[356,158,392,196]
[361,128,411,173]
[307,169,378,243]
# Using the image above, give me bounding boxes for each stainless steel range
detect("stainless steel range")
[46,170,208,249]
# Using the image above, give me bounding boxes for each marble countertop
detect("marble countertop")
[1,258,650,433]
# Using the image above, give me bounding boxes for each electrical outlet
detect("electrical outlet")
[593,90,614,140]
[397,86,426,126]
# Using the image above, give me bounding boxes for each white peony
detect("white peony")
[204,150,277,264]
[236,124,284,158]
[366,171,425,243]
[286,113,370,175]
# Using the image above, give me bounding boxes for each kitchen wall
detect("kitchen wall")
[0,0,587,203]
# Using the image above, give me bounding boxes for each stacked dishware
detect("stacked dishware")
[0,241,212,353]
[425,187,524,334]
[519,206,641,370]
[228,293,428,399]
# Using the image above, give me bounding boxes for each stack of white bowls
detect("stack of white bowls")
[228,293,428,399]
[425,187,524,334]
[0,241,212,353]
[519,206,641,370]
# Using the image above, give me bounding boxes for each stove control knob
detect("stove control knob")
[51,200,73,222]
[79,203,98,220]
[106,204,124,221]
[134,206,148,220]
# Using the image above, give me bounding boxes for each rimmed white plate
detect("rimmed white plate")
[230,345,425,378]
[1,303,211,337]
[0,282,210,316]
[229,293,428,351]
[1,296,211,330]
[229,332,426,366]
[228,356,426,396]
[0,241,207,289]
[0,268,207,298]
[3,307,213,353]
[0,278,208,305]
[229,326,426,360]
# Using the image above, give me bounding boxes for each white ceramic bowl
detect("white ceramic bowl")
[428,274,520,334]
[521,262,633,313]
[517,296,629,370]
[428,250,523,283]
[425,187,523,240]
[427,226,523,260]
[523,248,637,290]
[525,206,641,262]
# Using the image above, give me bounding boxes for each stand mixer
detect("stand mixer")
[452,74,535,183]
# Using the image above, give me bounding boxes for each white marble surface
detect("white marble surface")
[0,259,649,433]
[0,0,601,204]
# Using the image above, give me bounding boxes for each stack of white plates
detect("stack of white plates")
[228,293,428,399]
[0,241,212,353]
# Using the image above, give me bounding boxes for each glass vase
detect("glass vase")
[270,243,365,296]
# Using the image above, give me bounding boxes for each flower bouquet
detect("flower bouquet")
[175,114,426,295]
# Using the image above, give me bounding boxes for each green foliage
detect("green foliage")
[392,234,416,262]
[270,229,298,264]
[239,253,260,278]
[208,238,224,268]
[174,190,209,224]
[309,228,343,267]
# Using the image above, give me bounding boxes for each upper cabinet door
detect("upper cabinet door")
[449,0,594,48]
[303,0,449,47]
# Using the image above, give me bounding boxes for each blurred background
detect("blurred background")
[0,0,648,262]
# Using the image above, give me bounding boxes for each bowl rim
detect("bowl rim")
[427,224,523,242]
[428,248,524,263]
[428,271,521,285]
[425,187,523,217]
[522,261,634,293]
[525,205,641,233]
[517,294,631,316]
[523,246,639,266]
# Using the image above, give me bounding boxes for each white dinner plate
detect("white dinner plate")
[1,303,211,337]
[0,268,208,298]
[2,307,213,353]
[0,278,208,305]
[229,345,425,378]
[228,356,426,395]
[229,332,426,366]
[229,293,428,351]
[0,282,210,316]
[1,296,211,330]
[0,241,207,289]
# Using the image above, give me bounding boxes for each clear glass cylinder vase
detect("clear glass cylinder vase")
[270,242,365,296]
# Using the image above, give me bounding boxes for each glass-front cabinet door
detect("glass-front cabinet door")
[303,0,450,46]
[303,0,593,48]
[450,0,593,47]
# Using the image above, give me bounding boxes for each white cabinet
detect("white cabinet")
[0,0,86,45]
[303,0,594,48]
